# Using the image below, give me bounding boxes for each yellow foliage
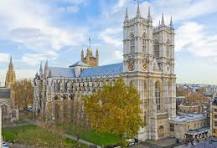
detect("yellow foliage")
[83,79,143,140]
[12,79,33,110]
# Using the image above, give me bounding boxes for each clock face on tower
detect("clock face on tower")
[127,58,135,71]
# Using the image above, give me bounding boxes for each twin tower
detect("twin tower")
[122,4,176,140]
[123,4,175,74]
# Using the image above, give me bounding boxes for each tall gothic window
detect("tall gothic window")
[142,33,146,53]
[166,40,170,58]
[155,81,161,111]
[130,33,135,53]
[154,40,160,58]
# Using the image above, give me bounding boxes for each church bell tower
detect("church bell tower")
[5,56,16,88]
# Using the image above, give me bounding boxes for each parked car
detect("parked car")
[27,106,33,112]
[127,138,138,146]
[2,142,9,148]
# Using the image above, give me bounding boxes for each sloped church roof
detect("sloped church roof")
[80,63,123,77]
[48,67,75,78]
[48,63,123,78]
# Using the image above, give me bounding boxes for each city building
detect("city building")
[170,113,209,140]
[33,4,176,141]
[210,97,217,137]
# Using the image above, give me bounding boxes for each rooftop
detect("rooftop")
[0,87,10,98]
[48,63,123,78]
[80,63,123,78]
[48,67,75,78]
[213,97,217,105]
[170,113,207,123]
[69,61,90,68]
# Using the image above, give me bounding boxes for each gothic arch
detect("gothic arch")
[154,40,160,58]
[129,80,134,87]
[166,39,170,58]
[143,80,148,125]
[129,33,135,53]
[155,81,161,111]
[1,104,10,120]
[142,32,147,52]
[158,125,164,138]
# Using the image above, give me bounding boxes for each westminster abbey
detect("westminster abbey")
[33,4,176,141]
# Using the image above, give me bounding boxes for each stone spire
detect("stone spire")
[136,1,141,18]
[44,60,48,78]
[81,49,84,61]
[88,37,91,48]
[124,8,129,21]
[8,56,13,70]
[5,56,16,88]
[39,61,43,76]
[170,16,173,28]
[87,37,92,56]
[96,49,99,66]
[147,7,152,21]
[161,13,165,25]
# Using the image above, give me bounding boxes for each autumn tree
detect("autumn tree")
[84,79,143,147]
[12,79,33,110]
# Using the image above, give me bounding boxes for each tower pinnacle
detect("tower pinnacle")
[88,37,91,48]
[161,13,165,25]
[147,7,152,21]
[170,16,173,28]
[81,49,84,61]
[125,8,129,21]
[136,0,141,17]
[39,61,43,76]
[44,60,48,78]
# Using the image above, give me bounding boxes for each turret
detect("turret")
[79,38,99,67]
[44,60,48,78]
[147,7,152,22]
[170,16,174,29]
[161,13,165,25]
[39,62,43,74]
[81,49,84,62]
[124,8,129,22]
[96,49,99,66]
[136,1,141,18]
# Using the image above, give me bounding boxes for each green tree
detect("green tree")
[84,79,143,147]
[12,79,33,110]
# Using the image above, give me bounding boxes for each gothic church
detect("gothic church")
[33,4,176,141]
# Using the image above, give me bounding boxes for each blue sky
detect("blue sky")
[0,0,217,85]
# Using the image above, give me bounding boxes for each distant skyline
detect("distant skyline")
[0,0,217,84]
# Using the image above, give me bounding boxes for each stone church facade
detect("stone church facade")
[33,4,176,141]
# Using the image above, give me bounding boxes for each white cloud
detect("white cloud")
[0,53,9,63]
[99,28,122,48]
[112,50,123,61]
[0,0,88,65]
[147,0,217,23]
[176,22,217,58]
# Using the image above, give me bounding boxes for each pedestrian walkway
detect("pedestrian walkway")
[64,134,101,148]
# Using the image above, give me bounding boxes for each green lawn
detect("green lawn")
[64,125,120,146]
[3,124,87,148]
[80,130,120,146]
